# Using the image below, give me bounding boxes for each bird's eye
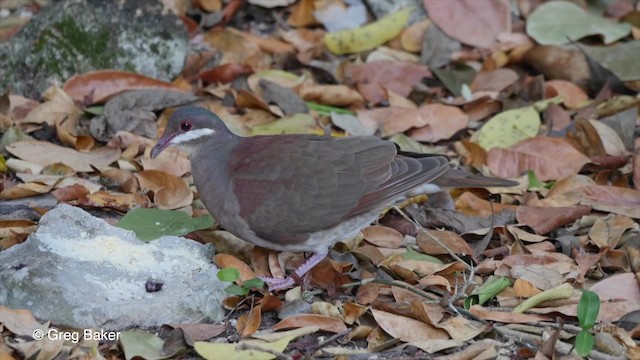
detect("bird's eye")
[180,121,192,131]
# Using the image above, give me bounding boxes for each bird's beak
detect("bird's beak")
[150,135,174,159]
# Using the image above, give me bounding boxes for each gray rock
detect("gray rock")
[0,204,226,330]
[0,0,188,99]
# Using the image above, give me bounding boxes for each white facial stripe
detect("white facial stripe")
[170,129,216,145]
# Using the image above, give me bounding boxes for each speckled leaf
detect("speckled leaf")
[477,106,540,150]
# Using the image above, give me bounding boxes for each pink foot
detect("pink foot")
[259,252,327,292]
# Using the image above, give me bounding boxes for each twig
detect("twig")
[340,278,439,302]
[236,342,291,360]
[393,206,472,271]
[308,328,352,354]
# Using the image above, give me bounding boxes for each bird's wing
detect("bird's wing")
[228,135,448,244]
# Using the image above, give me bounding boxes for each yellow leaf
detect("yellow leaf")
[323,7,413,55]
[477,106,540,150]
[194,335,295,360]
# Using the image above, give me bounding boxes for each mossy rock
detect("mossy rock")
[0,0,188,99]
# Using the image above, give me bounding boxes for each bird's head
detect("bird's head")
[150,107,228,159]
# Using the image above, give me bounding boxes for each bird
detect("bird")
[150,107,517,291]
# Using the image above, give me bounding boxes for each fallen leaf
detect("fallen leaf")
[357,107,424,136]
[349,61,431,104]
[323,7,411,55]
[136,170,193,210]
[469,305,551,323]
[7,141,121,172]
[545,80,589,109]
[362,225,404,248]
[213,254,256,283]
[408,104,469,142]
[237,305,262,337]
[526,1,631,45]
[454,192,518,217]
[477,106,541,150]
[370,309,449,343]
[75,191,149,212]
[588,214,638,248]
[63,70,187,105]
[0,306,48,336]
[471,68,519,92]
[272,314,346,334]
[515,205,591,235]
[297,84,364,107]
[416,230,474,256]
[486,137,590,181]
[424,0,511,48]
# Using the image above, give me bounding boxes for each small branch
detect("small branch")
[393,206,472,271]
[308,328,352,354]
[236,342,291,360]
[340,278,439,302]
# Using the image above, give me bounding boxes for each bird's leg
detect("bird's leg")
[259,252,327,291]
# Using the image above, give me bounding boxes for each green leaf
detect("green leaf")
[0,155,6,173]
[84,106,104,115]
[578,290,600,330]
[575,329,595,357]
[432,66,476,98]
[217,268,240,282]
[226,284,250,296]
[464,277,511,309]
[526,170,553,190]
[242,278,266,289]
[526,1,631,45]
[306,102,354,116]
[402,247,443,264]
[117,209,214,242]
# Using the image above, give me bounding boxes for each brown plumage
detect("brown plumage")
[151,107,516,290]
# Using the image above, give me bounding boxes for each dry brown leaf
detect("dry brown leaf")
[272,314,347,334]
[349,61,431,104]
[213,254,256,283]
[513,279,542,298]
[511,264,563,290]
[63,70,187,105]
[454,192,518,217]
[434,316,489,342]
[237,304,262,337]
[400,19,431,53]
[0,181,54,200]
[141,147,191,178]
[288,0,318,27]
[545,80,589,109]
[7,141,121,173]
[362,225,404,248]
[342,302,369,325]
[204,27,272,71]
[357,107,424,136]
[166,323,227,343]
[588,214,638,249]
[569,185,640,219]
[51,184,90,202]
[589,120,627,156]
[0,306,48,337]
[515,205,591,235]
[74,191,149,212]
[471,69,519,92]
[487,137,590,181]
[416,230,473,256]
[229,28,295,55]
[297,84,364,107]
[370,309,450,343]
[469,305,551,323]
[0,220,37,239]
[136,170,193,210]
[424,0,511,48]
[18,87,81,128]
[408,104,469,142]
